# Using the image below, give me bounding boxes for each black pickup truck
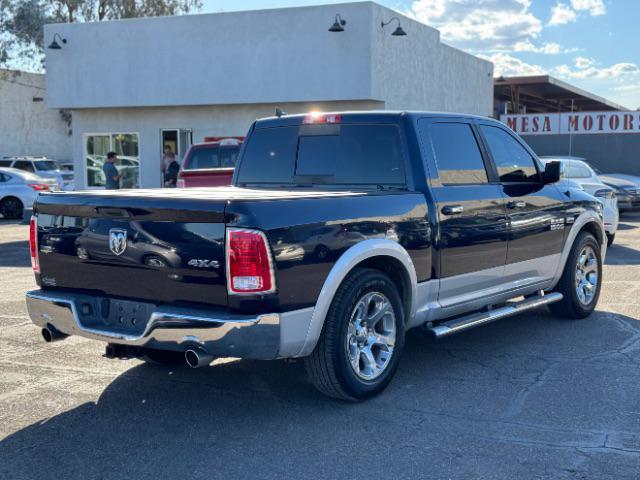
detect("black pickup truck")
[26,111,606,400]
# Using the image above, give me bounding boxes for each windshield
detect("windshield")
[236,124,406,187]
[35,160,61,171]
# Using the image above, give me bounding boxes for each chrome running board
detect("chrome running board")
[428,292,563,338]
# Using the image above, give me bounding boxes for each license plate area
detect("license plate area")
[75,297,156,336]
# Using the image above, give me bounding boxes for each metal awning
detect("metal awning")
[494,75,626,114]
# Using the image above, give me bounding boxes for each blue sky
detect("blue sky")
[201,0,640,109]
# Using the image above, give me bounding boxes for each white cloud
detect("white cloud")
[479,53,546,77]
[408,0,542,51]
[570,0,606,16]
[552,62,639,80]
[613,83,640,93]
[574,56,594,69]
[548,3,577,26]
[511,40,574,55]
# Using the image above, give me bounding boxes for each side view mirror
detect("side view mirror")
[543,161,561,184]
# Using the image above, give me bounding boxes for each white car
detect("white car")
[0,168,57,219]
[540,156,618,245]
[0,156,75,191]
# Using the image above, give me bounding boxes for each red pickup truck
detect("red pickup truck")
[177,138,243,187]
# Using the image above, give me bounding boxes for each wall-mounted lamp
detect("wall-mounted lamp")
[48,33,67,50]
[328,14,347,32]
[381,17,407,36]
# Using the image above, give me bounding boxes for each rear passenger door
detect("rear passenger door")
[419,118,509,306]
[477,122,566,284]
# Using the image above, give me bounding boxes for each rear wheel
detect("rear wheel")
[550,232,602,319]
[1,197,24,220]
[304,268,405,401]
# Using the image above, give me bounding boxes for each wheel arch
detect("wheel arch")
[295,239,417,358]
[551,211,606,288]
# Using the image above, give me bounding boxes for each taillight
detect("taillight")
[302,112,342,124]
[226,228,275,294]
[28,183,50,191]
[29,216,39,273]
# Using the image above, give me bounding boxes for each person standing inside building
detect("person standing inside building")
[103,152,121,190]
[164,155,180,188]
[161,145,176,186]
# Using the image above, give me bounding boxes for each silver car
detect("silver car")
[0,168,57,219]
[0,156,74,191]
[540,156,618,245]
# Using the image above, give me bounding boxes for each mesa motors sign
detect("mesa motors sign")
[501,111,640,136]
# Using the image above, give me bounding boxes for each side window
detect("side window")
[0,160,12,167]
[13,161,35,173]
[430,123,488,184]
[480,125,538,183]
[568,162,592,179]
[0,173,6,182]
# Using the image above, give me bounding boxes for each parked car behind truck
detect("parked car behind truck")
[539,156,618,245]
[0,156,74,190]
[177,138,243,187]
[26,111,606,400]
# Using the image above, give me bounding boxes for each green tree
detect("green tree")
[0,0,202,70]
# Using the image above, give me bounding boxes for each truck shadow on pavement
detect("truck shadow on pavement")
[605,243,640,265]
[0,240,30,267]
[1,308,640,479]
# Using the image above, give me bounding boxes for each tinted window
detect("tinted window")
[13,161,35,173]
[35,160,60,171]
[565,161,592,179]
[480,125,538,183]
[237,124,405,186]
[0,160,12,167]
[186,146,240,170]
[430,123,488,184]
[0,173,7,182]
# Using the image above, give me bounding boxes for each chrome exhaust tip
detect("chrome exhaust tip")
[184,348,214,368]
[41,325,67,343]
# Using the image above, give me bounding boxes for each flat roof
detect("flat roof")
[494,75,627,113]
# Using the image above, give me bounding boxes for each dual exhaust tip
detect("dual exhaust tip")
[41,326,68,343]
[41,326,213,368]
[184,348,214,368]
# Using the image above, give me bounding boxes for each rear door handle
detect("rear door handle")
[441,205,464,215]
[507,201,526,209]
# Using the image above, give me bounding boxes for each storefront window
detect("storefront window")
[85,133,140,188]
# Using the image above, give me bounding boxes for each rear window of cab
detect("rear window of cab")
[236,124,406,187]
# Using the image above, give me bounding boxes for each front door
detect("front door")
[476,122,566,285]
[419,119,509,306]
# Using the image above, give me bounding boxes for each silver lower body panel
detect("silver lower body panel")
[26,289,287,359]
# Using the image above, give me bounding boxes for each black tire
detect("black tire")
[549,232,602,319]
[304,268,405,401]
[1,197,24,220]
[141,348,185,365]
[606,233,615,247]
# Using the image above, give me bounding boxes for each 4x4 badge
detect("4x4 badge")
[109,228,127,256]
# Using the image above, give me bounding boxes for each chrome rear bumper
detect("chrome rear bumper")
[26,289,283,359]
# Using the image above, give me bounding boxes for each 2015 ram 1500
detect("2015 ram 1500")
[26,111,606,400]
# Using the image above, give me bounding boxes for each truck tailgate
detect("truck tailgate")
[34,189,228,308]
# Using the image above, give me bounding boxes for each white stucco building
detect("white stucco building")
[0,70,72,161]
[44,1,493,189]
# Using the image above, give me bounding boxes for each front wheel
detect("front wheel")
[304,268,405,401]
[549,232,602,319]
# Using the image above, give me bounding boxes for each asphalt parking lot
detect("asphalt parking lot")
[1,216,639,479]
